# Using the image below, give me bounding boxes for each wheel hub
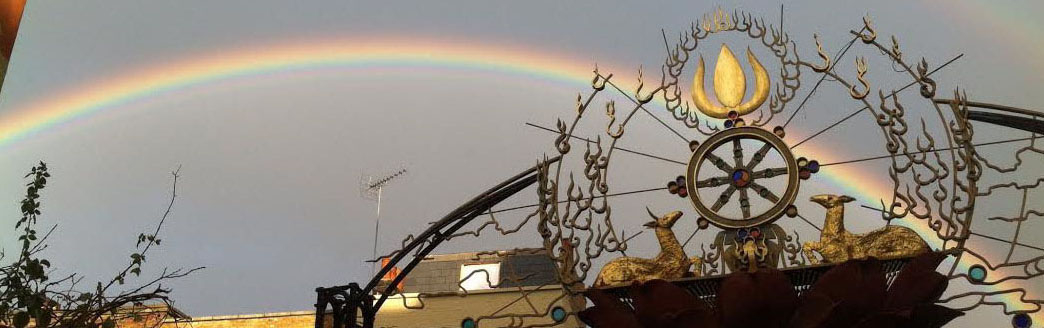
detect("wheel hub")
[731,169,752,188]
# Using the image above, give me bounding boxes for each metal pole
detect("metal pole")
[360,168,406,279]
[373,185,382,275]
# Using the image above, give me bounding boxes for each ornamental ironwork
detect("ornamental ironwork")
[316,7,1044,328]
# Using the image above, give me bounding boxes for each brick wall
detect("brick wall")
[156,311,320,328]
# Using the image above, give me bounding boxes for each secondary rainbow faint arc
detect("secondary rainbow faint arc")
[0,37,1030,320]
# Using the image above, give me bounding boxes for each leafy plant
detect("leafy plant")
[0,162,201,328]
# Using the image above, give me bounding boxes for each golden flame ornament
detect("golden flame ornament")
[691,44,770,119]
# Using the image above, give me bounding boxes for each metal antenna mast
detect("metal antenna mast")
[360,167,407,273]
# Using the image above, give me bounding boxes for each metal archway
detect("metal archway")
[314,156,560,328]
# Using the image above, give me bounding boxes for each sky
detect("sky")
[0,0,1042,326]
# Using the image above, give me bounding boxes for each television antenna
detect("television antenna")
[360,167,408,273]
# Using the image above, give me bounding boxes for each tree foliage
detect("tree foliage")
[0,162,200,328]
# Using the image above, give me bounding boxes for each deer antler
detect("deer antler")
[646,207,660,220]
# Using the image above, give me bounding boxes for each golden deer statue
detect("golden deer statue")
[593,209,698,287]
[802,194,929,264]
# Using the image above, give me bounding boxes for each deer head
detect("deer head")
[643,208,684,228]
[810,194,855,208]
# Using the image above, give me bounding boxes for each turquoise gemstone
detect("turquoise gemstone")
[551,307,567,322]
[969,265,987,282]
[461,318,477,328]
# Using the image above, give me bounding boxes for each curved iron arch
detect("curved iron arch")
[934,99,1044,134]
[315,156,561,328]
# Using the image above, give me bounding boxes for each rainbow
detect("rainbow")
[939,0,1044,77]
[0,37,1033,324]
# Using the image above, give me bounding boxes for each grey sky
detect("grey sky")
[0,1,1041,326]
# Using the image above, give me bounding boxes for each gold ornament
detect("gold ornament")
[719,227,783,273]
[735,237,767,272]
[691,44,770,119]
[702,7,734,32]
[593,209,696,287]
[801,194,929,264]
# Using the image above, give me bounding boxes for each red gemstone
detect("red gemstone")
[678,188,688,197]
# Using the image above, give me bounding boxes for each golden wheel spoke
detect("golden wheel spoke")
[745,142,774,170]
[732,139,745,168]
[748,182,780,203]
[751,167,788,179]
[696,176,733,188]
[739,188,752,219]
[704,153,734,173]
[711,185,738,211]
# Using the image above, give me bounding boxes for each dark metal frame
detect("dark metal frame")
[931,99,1044,134]
[314,156,560,328]
[600,255,916,308]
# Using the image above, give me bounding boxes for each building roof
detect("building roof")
[396,248,560,294]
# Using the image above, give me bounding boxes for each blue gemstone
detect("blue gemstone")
[724,120,734,128]
[808,160,820,173]
[737,229,748,240]
[1013,313,1031,328]
[732,171,744,181]
[969,265,987,282]
[551,307,567,322]
[462,318,477,328]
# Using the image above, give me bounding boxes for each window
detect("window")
[459,263,500,291]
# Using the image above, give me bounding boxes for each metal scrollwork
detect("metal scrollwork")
[324,9,1044,328]
[849,57,871,99]
[811,34,831,73]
